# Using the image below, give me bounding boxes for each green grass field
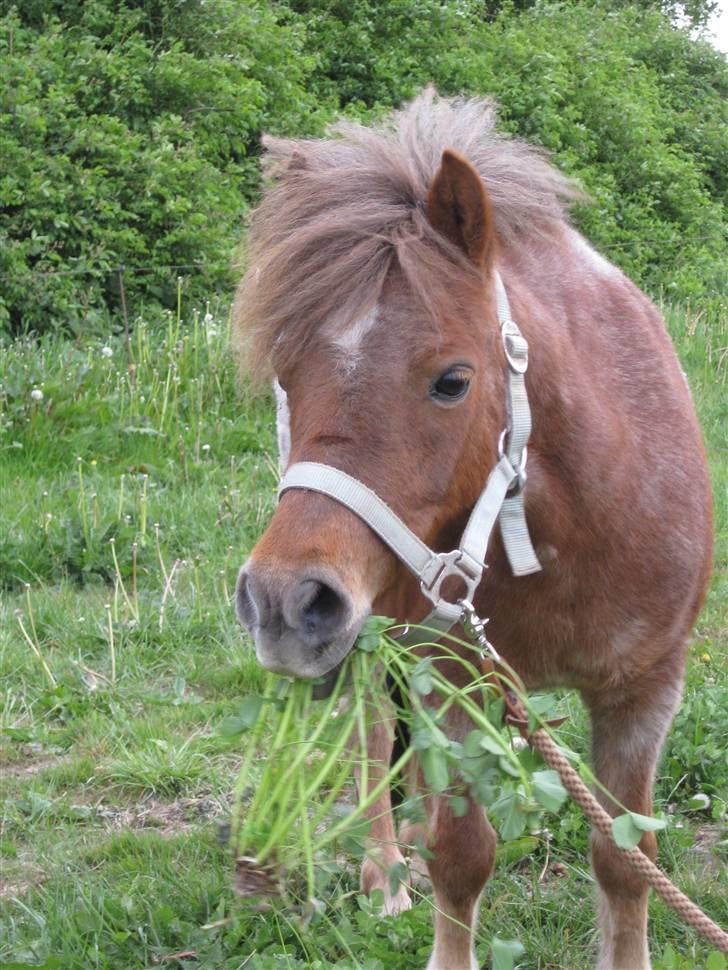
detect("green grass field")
[1,297,726,970]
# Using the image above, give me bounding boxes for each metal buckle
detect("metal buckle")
[459,598,500,662]
[498,430,528,496]
[420,550,481,607]
[501,320,528,374]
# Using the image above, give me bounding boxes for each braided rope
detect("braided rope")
[525,721,728,953]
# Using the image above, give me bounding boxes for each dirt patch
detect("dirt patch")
[2,744,70,782]
[0,796,226,900]
[95,794,227,837]
[0,855,45,900]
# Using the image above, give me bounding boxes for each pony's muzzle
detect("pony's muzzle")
[235,562,361,679]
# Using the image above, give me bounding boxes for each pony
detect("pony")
[232,89,712,969]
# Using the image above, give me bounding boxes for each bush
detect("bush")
[286,0,727,298]
[1,0,726,335]
[0,1,329,335]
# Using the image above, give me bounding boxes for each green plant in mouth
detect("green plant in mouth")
[228,617,573,916]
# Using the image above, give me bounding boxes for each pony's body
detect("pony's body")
[234,91,712,969]
[472,227,710,693]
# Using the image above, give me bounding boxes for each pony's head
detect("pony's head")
[233,91,578,678]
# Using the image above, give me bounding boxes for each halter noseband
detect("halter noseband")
[278,271,541,646]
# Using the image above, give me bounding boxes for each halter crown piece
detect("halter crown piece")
[278,271,541,646]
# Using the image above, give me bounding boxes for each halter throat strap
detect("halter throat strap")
[278,270,541,644]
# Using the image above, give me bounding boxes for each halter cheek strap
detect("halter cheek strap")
[278,271,541,645]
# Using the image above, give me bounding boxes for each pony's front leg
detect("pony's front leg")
[585,673,682,970]
[358,714,412,915]
[425,795,495,970]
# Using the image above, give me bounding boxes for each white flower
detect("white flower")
[30,388,44,401]
[101,346,113,358]
[204,312,214,324]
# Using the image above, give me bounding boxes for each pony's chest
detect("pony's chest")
[477,556,621,690]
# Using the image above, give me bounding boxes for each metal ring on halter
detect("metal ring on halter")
[420,549,481,609]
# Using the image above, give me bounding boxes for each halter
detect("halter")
[278,271,541,646]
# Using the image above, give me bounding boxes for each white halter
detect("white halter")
[278,272,541,645]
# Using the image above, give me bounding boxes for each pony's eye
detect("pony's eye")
[430,366,473,405]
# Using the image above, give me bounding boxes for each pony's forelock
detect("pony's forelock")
[233,87,584,382]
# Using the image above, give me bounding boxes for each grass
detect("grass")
[0,295,726,969]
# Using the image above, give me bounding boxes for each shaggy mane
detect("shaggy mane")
[233,88,583,380]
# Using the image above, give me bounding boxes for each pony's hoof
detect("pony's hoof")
[361,856,412,916]
[381,884,412,916]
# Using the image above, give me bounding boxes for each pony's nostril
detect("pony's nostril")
[236,568,268,632]
[303,582,344,636]
[289,578,350,642]
[238,566,354,649]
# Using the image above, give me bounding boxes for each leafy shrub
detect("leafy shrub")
[0,1,328,335]
[1,0,726,335]
[662,681,728,799]
[286,0,727,298]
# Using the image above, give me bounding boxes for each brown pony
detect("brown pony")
[233,90,712,969]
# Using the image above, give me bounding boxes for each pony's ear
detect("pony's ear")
[426,149,495,269]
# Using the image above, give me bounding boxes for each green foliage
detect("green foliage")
[0,1,327,335]
[611,810,667,849]
[491,936,526,970]
[230,628,573,906]
[612,0,719,30]
[488,3,727,297]
[1,0,726,335]
[286,0,727,298]
[475,0,719,30]
[662,680,728,799]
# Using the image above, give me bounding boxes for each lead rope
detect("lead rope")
[460,601,728,955]
[528,728,728,953]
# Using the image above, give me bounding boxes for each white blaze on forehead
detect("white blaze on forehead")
[569,230,618,278]
[329,305,380,371]
[273,378,291,474]
[273,307,379,471]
